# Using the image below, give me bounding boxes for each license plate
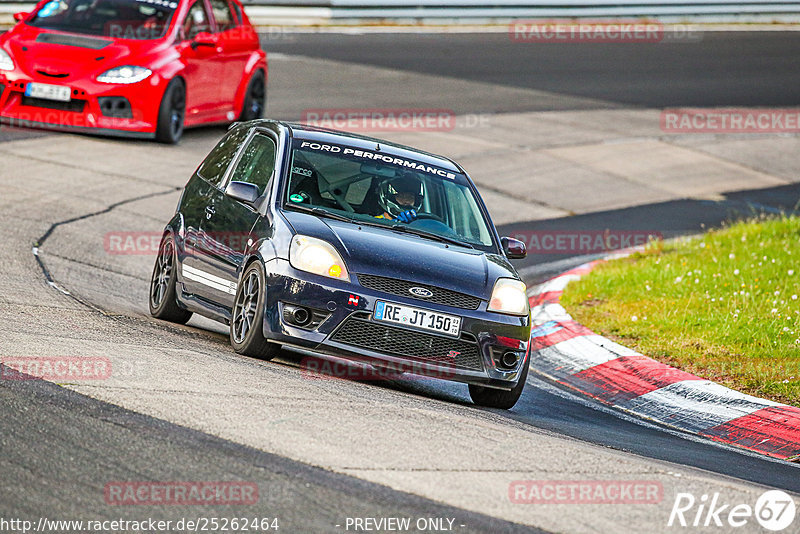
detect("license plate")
[373,301,461,338]
[25,82,72,102]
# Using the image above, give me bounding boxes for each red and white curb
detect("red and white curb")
[528,260,800,462]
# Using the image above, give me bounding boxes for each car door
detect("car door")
[180,125,250,298]
[208,0,251,111]
[176,0,224,117]
[193,130,278,308]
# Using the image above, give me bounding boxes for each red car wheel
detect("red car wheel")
[238,70,266,122]
[156,78,186,144]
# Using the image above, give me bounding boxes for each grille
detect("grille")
[21,96,86,113]
[331,317,483,371]
[357,273,482,310]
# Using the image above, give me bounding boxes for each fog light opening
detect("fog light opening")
[283,304,311,327]
[501,351,519,368]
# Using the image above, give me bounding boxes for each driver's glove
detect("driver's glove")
[397,209,418,223]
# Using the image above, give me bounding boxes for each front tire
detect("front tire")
[149,234,192,324]
[468,358,529,409]
[230,261,279,360]
[238,70,265,122]
[155,78,186,144]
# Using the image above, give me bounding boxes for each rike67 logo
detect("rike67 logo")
[668,490,796,531]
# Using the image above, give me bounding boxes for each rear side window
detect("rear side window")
[228,133,277,194]
[197,127,250,187]
[210,0,236,31]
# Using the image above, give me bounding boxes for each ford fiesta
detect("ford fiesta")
[149,120,532,408]
[0,0,266,142]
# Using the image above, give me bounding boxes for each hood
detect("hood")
[282,210,518,300]
[3,26,165,79]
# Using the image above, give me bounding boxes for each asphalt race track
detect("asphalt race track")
[265,31,800,110]
[1,31,799,533]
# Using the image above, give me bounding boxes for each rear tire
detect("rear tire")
[230,261,279,360]
[468,358,528,410]
[155,78,186,144]
[149,234,192,324]
[238,70,265,122]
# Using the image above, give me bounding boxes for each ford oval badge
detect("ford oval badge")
[409,287,433,298]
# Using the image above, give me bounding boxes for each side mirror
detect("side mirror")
[13,12,29,22]
[225,181,260,207]
[190,31,217,49]
[501,236,527,259]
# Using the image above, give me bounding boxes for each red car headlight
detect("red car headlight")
[97,66,152,84]
[0,49,15,71]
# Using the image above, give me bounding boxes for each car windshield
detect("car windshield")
[28,0,177,40]
[283,138,497,252]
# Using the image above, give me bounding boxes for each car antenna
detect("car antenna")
[375,143,381,151]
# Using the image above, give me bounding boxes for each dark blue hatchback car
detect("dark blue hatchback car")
[149,120,531,408]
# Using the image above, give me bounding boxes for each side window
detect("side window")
[210,0,236,31]
[197,127,250,187]
[228,134,277,194]
[182,0,211,40]
[442,180,488,243]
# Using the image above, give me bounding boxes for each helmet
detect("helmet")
[378,173,424,217]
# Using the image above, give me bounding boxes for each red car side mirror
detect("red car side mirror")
[13,12,29,22]
[190,31,217,49]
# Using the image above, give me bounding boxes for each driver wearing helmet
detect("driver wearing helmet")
[376,173,424,223]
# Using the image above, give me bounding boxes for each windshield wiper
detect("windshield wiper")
[286,204,357,224]
[387,223,474,249]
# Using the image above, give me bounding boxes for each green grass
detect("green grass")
[560,215,800,406]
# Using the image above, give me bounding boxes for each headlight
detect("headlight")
[488,278,529,316]
[97,66,152,84]
[289,235,350,282]
[0,49,15,71]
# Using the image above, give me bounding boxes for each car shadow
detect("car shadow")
[0,121,231,146]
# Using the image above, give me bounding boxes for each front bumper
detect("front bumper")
[0,71,162,137]
[262,258,531,390]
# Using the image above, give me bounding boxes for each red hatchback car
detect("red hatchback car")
[0,0,266,143]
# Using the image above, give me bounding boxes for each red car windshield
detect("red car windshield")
[28,0,178,40]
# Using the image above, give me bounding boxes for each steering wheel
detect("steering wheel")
[414,212,444,223]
